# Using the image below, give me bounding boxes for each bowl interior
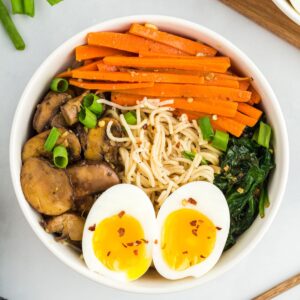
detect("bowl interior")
[10,15,289,293]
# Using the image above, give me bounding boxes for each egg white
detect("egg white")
[82,183,156,282]
[152,181,230,280]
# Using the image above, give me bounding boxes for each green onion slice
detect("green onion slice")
[47,0,63,6]
[257,121,272,148]
[182,151,196,161]
[11,0,24,14]
[53,145,68,169]
[83,93,103,115]
[212,130,229,152]
[50,78,69,92]
[124,111,137,125]
[23,0,34,17]
[198,117,214,141]
[44,127,61,152]
[78,107,97,128]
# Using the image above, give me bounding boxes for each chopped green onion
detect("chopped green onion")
[0,0,25,50]
[53,145,68,169]
[47,0,63,6]
[257,121,272,148]
[11,0,24,14]
[212,130,229,152]
[124,111,137,125]
[78,107,97,128]
[83,93,103,115]
[44,127,61,152]
[182,151,195,161]
[23,0,34,17]
[201,158,208,165]
[50,78,69,93]
[198,117,214,141]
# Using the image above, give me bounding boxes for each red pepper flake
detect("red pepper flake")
[187,198,197,205]
[200,255,206,259]
[118,227,125,237]
[127,242,134,247]
[118,210,125,218]
[135,240,142,245]
[216,226,222,231]
[196,225,200,229]
[141,238,149,244]
[88,224,96,231]
[122,243,127,248]
[176,142,180,148]
[142,124,148,130]
[107,251,111,257]
[192,229,198,236]
[133,249,138,256]
[190,220,197,226]
[182,250,188,254]
[207,236,211,240]
[154,239,158,244]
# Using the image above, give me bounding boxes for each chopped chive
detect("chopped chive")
[23,0,34,17]
[257,121,272,148]
[212,130,229,152]
[47,0,63,5]
[11,0,24,14]
[124,111,137,125]
[0,0,25,50]
[83,93,103,115]
[44,127,61,152]
[50,78,69,92]
[78,107,97,128]
[198,117,214,141]
[182,151,195,161]
[53,145,68,168]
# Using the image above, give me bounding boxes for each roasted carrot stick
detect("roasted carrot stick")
[69,79,154,91]
[237,103,262,119]
[56,60,101,78]
[103,56,230,72]
[204,78,239,88]
[118,83,251,102]
[249,86,261,104]
[97,61,118,72]
[239,80,250,91]
[75,45,128,61]
[111,93,238,117]
[129,23,217,56]
[213,117,246,137]
[87,32,188,56]
[139,51,190,58]
[232,111,257,127]
[72,70,204,84]
[83,59,94,66]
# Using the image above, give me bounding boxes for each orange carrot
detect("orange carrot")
[239,80,250,91]
[213,117,246,137]
[238,103,262,119]
[139,51,191,58]
[69,79,154,91]
[249,86,261,104]
[83,59,94,66]
[97,61,118,72]
[129,23,217,56]
[72,70,204,84]
[103,56,230,72]
[232,111,257,127]
[118,83,251,102]
[204,78,239,88]
[56,60,101,78]
[75,45,128,61]
[111,93,238,117]
[87,32,188,56]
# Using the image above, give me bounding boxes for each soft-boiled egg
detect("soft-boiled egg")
[152,181,230,280]
[82,184,156,282]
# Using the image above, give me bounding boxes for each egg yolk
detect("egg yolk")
[161,208,217,271]
[92,213,150,281]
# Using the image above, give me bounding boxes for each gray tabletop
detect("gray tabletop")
[1,0,300,299]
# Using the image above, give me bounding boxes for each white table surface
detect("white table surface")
[0,0,299,299]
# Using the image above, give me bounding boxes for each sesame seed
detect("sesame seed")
[187,97,194,103]
[144,23,158,30]
[212,114,218,121]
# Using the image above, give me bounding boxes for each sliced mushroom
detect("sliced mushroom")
[44,213,85,241]
[74,123,88,151]
[22,128,81,162]
[66,161,120,198]
[73,195,96,217]
[84,117,122,164]
[21,157,73,215]
[60,92,88,126]
[50,112,68,128]
[33,91,71,133]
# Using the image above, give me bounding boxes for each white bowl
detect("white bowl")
[10,15,289,293]
[273,0,300,25]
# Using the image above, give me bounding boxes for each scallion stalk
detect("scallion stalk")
[124,111,137,125]
[11,0,24,14]
[23,0,34,17]
[53,145,68,168]
[78,107,97,128]
[44,127,61,152]
[212,130,229,152]
[47,0,63,6]
[50,78,69,92]
[257,121,272,148]
[83,93,103,115]
[198,116,214,141]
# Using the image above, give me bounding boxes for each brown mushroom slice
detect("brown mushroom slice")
[21,157,73,216]
[33,91,71,133]
[66,162,120,198]
[74,123,87,152]
[22,128,81,162]
[44,213,85,241]
[85,117,123,163]
[73,195,96,217]
[60,92,88,126]
[50,112,68,128]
